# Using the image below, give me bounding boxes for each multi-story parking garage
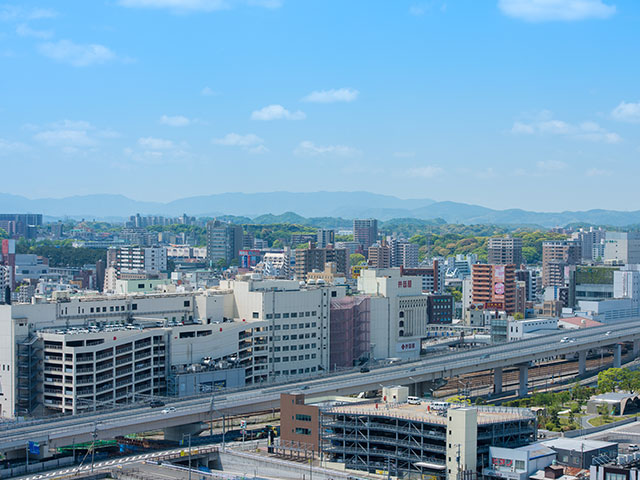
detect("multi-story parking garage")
[321,402,537,479]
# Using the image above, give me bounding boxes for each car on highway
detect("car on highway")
[360,366,370,373]
[161,407,176,414]
[149,400,165,408]
[560,337,570,343]
[605,331,612,336]
[630,444,639,452]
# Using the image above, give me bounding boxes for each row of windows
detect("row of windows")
[273,353,316,362]
[272,344,317,352]
[271,322,317,331]
[266,312,317,320]
[275,367,316,375]
[295,414,312,422]
[274,333,316,341]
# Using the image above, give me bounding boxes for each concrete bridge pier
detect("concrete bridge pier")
[164,422,205,443]
[578,350,587,375]
[634,339,640,357]
[518,364,528,397]
[614,344,622,368]
[493,367,503,395]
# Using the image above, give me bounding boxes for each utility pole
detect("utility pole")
[91,422,98,473]
[182,433,192,480]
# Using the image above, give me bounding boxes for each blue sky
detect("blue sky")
[0,0,639,211]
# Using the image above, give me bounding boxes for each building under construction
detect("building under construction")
[321,400,536,479]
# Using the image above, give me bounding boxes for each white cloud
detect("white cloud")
[611,101,640,123]
[248,144,269,154]
[32,120,118,149]
[138,137,175,150]
[586,167,612,177]
[16,23,53,39]
[511,114,621,144]
[511,122,535,134]
[498,0,616,22]
[201,86,217,96]
[409,5,427,16]
[302,88,359,103]
[407,166,444,178]
[536,160,567,170]
[0,138,29,154]
[212,133,266,153]
[0,5,57,21]
[213,133,263,147]
[160,115,190,127]
[38,40,117,67]
[294,140,360,157]
[250,104,305,121]
[118,0,282,12]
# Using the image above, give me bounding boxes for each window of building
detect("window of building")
[283,313,289,318]
[331,291,337,297]
[283,325,289,330]
[283,335,289,341]
[184,300,190,307]
[515,460,525,471]
[295,428,311,435]
[291,312,298,318]
[252,312,259,319]
[266,314,273,319]
[274,313,281,319]
[296,414,312,422]
[291,324,297,329]
[132,303,138,311]
[138,283,145,289]
[605,474,626,480]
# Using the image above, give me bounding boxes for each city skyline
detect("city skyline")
[1,0,638,211]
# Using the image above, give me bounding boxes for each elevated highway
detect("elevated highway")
[2,320,639,457]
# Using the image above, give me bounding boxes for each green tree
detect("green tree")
[619,369,640,393]
[0,227,7,239]
[598,368,625,393]
[350,253,366,266]
[513,312,524,320]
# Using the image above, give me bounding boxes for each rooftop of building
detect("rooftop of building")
[514,443,557,459]
[322,402,535,425]
[558,316,604,328]
[590,391,639,403]
[541,438,617,452]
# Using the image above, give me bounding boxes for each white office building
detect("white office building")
[358,268,428,360]
[0,276,344,418]
[604,232,640,265]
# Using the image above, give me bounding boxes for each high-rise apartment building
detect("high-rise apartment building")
[316,229,335,248]
[571,227,605,261]
[604,232,640,265]
[542,241,581,287]
[368,243,391,269]
[353,219,378,251]
[487,236,523,266]
[389,238,419,268]
[206,220,243,266]
[471,263,516,314]
[294,244,348,281]
[107,246,167,275]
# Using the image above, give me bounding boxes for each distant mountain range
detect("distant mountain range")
[1,191,640,227]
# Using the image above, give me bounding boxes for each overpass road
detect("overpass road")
[2,320,639,456]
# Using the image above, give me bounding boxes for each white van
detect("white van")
[430,401,449,413]
[407,396,421,405]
